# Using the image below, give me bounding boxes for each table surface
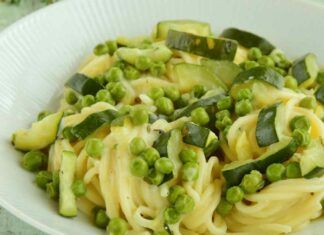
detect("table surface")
[0,0,324,234]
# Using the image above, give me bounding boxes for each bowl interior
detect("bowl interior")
[0,0,323,234]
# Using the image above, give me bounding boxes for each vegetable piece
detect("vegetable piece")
[285,162,301,179]
[71,180,87,197]
[145,168,164,185]
[22,150,46,172]
[71,109,119,139]
[96,89,115,104]
[130,106,149,126]
[35,171,52,189]
[123,65,140,80]
[94,209,110,229]
[155,157,174,174]
[37,110,52,121]
[182,122,210,148]
[181,162,199,181]
[191,107,210,126]
[192,85,207,98]
[284,75,298,89]
[257,56,275,67]
[81,95,95,108]
[256,103,280,147]
[168,185,186,204]
[59,151,77,217]
[174,63,227,93]
[154,20,211,40]
[106,82,126,101]
[201,59,242,88]
[166,30,238,61]
[134,55,152,71]
[315,85,324,104]
[220,28,275,55]
[85,138,104,159]
[292,129,311,147]
[174,194,195,214]
[104,67,123,82]
[130,157,149,177]
[62,126,77,142]
[299,97,316,110]
[300,140,324,177]
[140,147,161,167]
[216,198,233,217]
[148,87,165,100]
[240,170,265,194]
[163,207,181,224]
[233,66,285,89]
[116,45,172,65]
[155,97,174,115]
[164,87,180,102]
[108,217,128,235]
[235,99,253,117]
[129,137,147,155]
[65,90,78,105]
[46,182,58,200]
[226,186,244,204]
[236,88,253,101]
[289,115,310,131]
[153,132,171,156]
[150,62,166,77]
[12,111,63,151]
[291,53,319,86]
[266,163,286,182]
[247,47,263,61]
[66,73,104,96]
[179,148,197,163]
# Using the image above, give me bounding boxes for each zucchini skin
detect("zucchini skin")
[305,167,324,179]
[256,103,279,147]
[166,30,238,61]
[220,28,275,55]
[71,109,119,139]
[233,66,284,89]
[315,85,324,104]
[66,73,104,96]
[182,122,210,148]
[153,131,171,156]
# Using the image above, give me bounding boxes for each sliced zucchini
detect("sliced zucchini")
[222,137,298,186]
[71,109,119,139]
[116,45,172,65]
[220,28,275,55]
[182,122,215,149]
[305,167,324,179]
[153,131,171,156]
[203,131,219,158]
[66,73,104,96]
[315,85,324,104]
[116,35,151,48]
[12,111,63,151]
[300,140,324,176]
[154,20,211,40]
[201,59,242,88]
[173,63,227,92]
[59,151,77,217]
[233,66,284,89]
[166,30,238,61]
[291,53,319,86]
[255,103,280,147]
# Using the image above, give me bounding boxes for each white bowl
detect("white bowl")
[0,0,323,234]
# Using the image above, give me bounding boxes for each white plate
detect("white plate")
[0,0,323,234]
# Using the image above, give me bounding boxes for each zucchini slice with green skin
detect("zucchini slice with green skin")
[256,103,280,147]
[315,85,324,104]
[71,109,119,139]
[66,73,104,96]
[154,20,211,40]
[305,167,324,179]
[233,66,284,89]
[166,30,238,61]
[174,63,227,92]
[182,122,216,149]
[300,140,324,177]
[116,45,172,65]
[201,59,242,88]
[153,131,171,156]
[12,111,63,151]
[220,28,275,55]
[59,151,77,217]
[222,137,298,186]
[291,53,319,86]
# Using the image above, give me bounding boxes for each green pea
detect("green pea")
[168,185,186,204]
[155,97,174,116]
[215,110,231,120]
[35,171,52,190]
[192,84,207,98]
[124,65,140,80]
[129,137,147,155]
[222,125,231,138]
[237,89,253,101]
[65,90,78,105]
[164,87,180,102]
[216,198,233,217]
[235,99,253,116]
[130,106,149,126]
[299,97,316,110]
[94,75,106,85]
[174,194,195,214]
[175,93,190,108]
[94,208,110,229]
[240,170,265,194]
[105,67,123,82]
[85,138,104,159]
[247,47,262,61]
[181,162,199,182]
[289,115,310,131]
[93,43,109,56]
[257,56,275,67]
[217,96,232,111]
[108,217,128,235]
[292,129,311,147]
[106,82,126,101]
[81,95,95,108]
[244,60,259,70]
[273,67,287,76]
[266,163,286,182]
[179,148,197,163]
[62,126,77,142]
[150,62,166,77]
[215,116,232,131]
[148,87,165,100]
[74,99,83,112]
[37,110,52,121]
[130,157,149,177]
[163,207,181,224]
[140,147,160,166]
[96,89,115,105]
[191,107,210,126]
[316,72,324,85]
[145,168,164,185]
[285,162,302,179]
[225,186,244,204]
[113,60,126,70]
[135,55,152,71]
[284,75,298,90]
[106,40,118,55]
[46,182,58,200]
[119,105,132,115]
[22,150,46,172]
[270,50,291,69]
[155,157,174,174]
[71,179,87,197]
